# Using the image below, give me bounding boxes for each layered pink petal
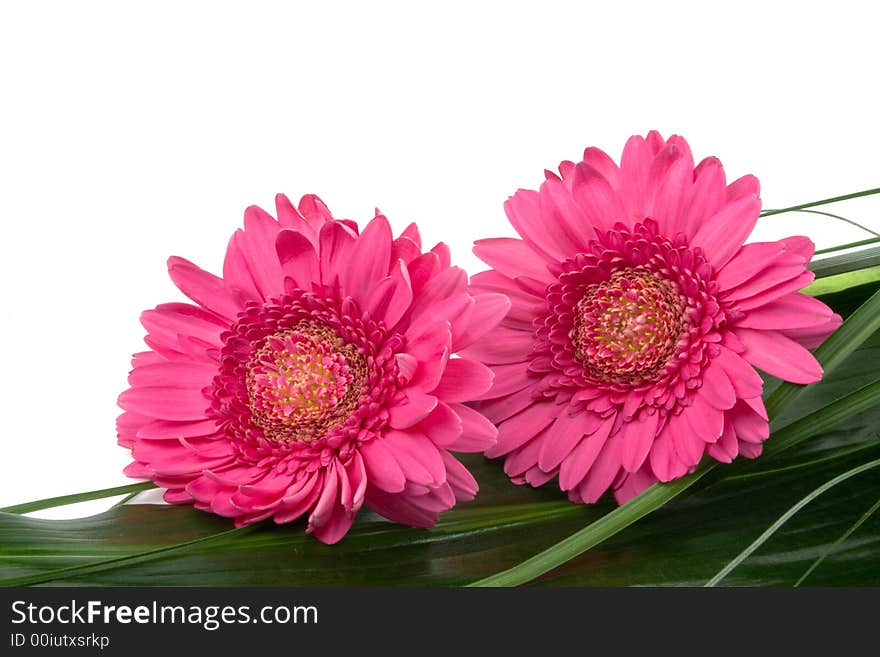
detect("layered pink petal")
[691,194,762,270]
[486,401,560,458]
[432,358,494,402]
[735,327,823,384]
[167,256,246,320]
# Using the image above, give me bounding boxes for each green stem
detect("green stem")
[763,380,880,459]
[469,377,880,587]
[794,495,880,587]
[704,457,880,586]
[467,469,709,587]
[760,187,880,217]
[0,482,156,515]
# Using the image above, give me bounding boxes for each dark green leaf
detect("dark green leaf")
[1,271,878,587]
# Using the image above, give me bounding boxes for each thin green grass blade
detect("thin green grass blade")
[470,375,880,587]
[0,525,255,587]
[794,496,880,587]
[815,236,880,255]
[762,379,880,459]
[788,209,880,238]
[704,457,880,587]
[467,470,710,587]
[469,283,880,587]
[765,286,880,421]
[111,491,146,508]
[760,187,880,217]
[0,482,156,515]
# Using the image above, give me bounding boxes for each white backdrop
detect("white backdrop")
[2,1,878,517]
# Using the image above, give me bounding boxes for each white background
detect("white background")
[1,1,878,517]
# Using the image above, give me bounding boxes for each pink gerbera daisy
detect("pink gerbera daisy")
[465,132,841,505]
[117,194,508,543]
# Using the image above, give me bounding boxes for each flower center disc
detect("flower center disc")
[246,323,365,442]
[573,268,686,384]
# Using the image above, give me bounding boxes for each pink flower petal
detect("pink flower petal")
[360,438,407,493]
[388,389,439,429]
[716,241,786,291]
[238,205,285,299]
[473,237,553,282]
[683,394,724,444]
[470,362,535,401]
[453,293,511,351]
[645,141,693,235]
[728,270,815,312]
[504,188,566,263]
[409,267,468,322]
[682,156,726,237]
[782,313,842,349]
[722,253,807,302]
[691,194,762,270]
[576,433,623,503]
[648,427,689,482]
[475,384,541,424]
[383,430,446,487]
[364,259,413,329]
[140,303,226,348]
[276,229,320,289]
[613,464,658,505]
[136,418,220,440]
[505,433,545,477]
[735,327,823,384]
[730,400,770,443]
[432,358,494,402]
[344,451,368,511]
[618,132,660,219]
[699,360,737,410]
[581,146,620,189]
[570,163,625,233]
[273,475,322,523]
[310,504,356,545]
[538,407,597,472]
[365,490,437,527]
[713,346,764,399]
[665,412,704,468]
[780,235,815,260]
[540,176,599,253]
[619,411,660,473]
[486,400,561,458]
[318,220,357,286]
[726,174,760,201]
[297,194,335,231]
[707,420,739,463]
[118,386,211,421]
[558,416,615,490]
[736,292,833,330]
[343,214,392,304]
[274,193,317,241]
[459,327,534,364]
[417,401,462,448]
[222,230,262,301]
[167,256,245,321]
[445,402,498,452]
[127,360,216,389]
[307,463,340,529]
